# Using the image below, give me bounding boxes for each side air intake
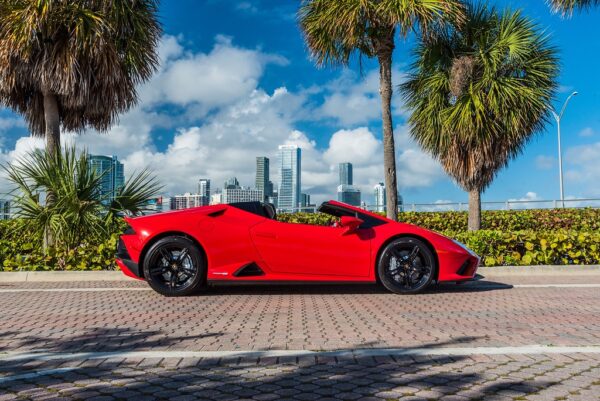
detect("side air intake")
[233,262,265,277]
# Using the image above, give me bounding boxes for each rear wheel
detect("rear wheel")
[377,237,436,294]
[142,236,205,296]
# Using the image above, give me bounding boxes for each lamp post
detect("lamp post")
[549,91,578,208]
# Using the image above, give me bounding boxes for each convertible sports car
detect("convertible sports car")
[116,200,479,296]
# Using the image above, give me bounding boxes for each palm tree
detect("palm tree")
[549,0,600,16]
[0,0,161,155]
[401,4,558,230]
[3,147,162,250]
[298,0,464,221]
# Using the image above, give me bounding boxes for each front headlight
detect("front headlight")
[452,239,477,256]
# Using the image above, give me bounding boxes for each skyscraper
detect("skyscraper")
[339,162,353,185]
[277,145,301,210]
[88,155,125,203]
[374,182,386,212]
[255,156,273,201]
[224,177,240,189]
[337,162,360,206]
[337,185,361,206]
[198,178,211,206]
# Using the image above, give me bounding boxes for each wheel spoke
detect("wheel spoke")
[407,246,419,262]
[169,271,178,288]
[177,248,189,263]
[179,266,195,279]
[159,248,172,263]
[149,265,167,275]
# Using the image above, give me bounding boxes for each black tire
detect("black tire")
[377,237,436,294]
[142,236,205,296]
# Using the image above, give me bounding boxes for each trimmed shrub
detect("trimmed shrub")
[2,208,599,270]
[0,219,123,271]
[279,208,600,232]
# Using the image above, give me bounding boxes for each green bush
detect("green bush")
[0,219,123,271]
[453,230,600,266]
[2,208,599,270]
[279,208,600,232]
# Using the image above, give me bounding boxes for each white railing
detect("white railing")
[277,198,600,214]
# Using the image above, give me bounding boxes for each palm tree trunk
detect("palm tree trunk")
[377,34,398,221]
[43,92,60,250]
[43,93,60,155]
[468,189,481,231]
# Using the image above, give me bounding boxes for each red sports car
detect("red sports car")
[116,200,479,296]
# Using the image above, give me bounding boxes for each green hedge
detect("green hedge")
[279,208,600,232]
[2,208,599,270]
[0,219,121,271]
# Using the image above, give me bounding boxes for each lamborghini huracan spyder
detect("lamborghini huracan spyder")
[116,200,479,296]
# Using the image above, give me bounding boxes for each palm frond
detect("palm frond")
[548,0,600,16]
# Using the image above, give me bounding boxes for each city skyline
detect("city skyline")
[149,147,394,209]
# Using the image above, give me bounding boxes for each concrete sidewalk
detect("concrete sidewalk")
[1,265,599,282]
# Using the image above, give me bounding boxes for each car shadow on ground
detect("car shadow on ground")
[203,279,513,296]
[0,332,557,400]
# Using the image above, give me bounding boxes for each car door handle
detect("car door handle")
[255,232,276,239]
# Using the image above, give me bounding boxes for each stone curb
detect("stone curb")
[0,265,599,282]
[0,271,129,282]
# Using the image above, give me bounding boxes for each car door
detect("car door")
[249,219,372,277]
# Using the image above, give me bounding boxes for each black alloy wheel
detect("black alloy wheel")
[142,236,205,296]
[377,237,436,294]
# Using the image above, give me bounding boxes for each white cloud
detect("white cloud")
[565,141,600,196]
[139,35,288,111]
[323,127,381,165]
[579,127,595,137]
[318,69,407,126]
[535,155,555,170]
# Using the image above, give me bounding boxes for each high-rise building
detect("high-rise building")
[198,178,211,206]
[0,199,10,220]
[277,145,301,211]
[337,185,361,206]
[255,156,273,201]
[301,193,311,207]
[339,162,353,185]
[224,177,240,189]
[336,163,361,206]
[374,182,386,212]
[222,187,263,204]
[267,189,278,208]
[170,193,204,210]
[88,155,124,203]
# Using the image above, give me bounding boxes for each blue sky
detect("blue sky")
[1,0,600,205]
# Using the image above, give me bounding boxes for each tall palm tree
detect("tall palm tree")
[0,0,161,155]
[298,0,464,221]
[401,4,558,230]
[549,0,600,16]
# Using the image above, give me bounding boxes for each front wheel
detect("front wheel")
[377,237,436,294]
[142,236,205,296]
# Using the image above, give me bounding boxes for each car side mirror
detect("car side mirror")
[340,216,363,234]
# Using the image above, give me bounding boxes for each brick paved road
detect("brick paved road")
[1,275,600,400]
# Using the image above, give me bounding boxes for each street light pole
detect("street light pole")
[549,91,578,208]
